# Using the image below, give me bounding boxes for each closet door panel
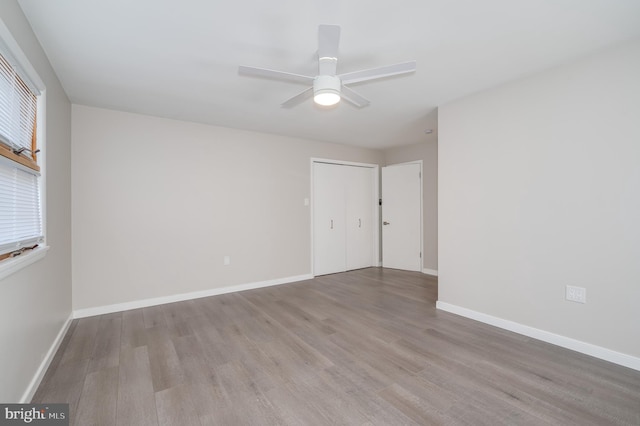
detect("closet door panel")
[346,166,375,270]
[313,163,346,275]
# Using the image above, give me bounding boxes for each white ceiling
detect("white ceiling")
[17,0,640,149]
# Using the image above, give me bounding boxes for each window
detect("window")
[0,49,42,262]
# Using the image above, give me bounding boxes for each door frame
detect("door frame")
[382,160,424,272]
[310,158,380,277]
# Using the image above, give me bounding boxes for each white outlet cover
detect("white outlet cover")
[566,285,586,304]
[223,256,230,266]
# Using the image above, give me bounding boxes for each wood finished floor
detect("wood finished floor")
[33,268,640,425]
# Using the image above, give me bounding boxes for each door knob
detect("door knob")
[383,221,390,225]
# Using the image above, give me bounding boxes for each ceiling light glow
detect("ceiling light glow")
[314,90,341,106]
[313,75,341,106]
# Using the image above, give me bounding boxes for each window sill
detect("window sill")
[0,245,49,281]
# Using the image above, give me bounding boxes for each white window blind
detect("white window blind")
[0,52,37,155]
[0,48,42,258]
[0,156,42,254]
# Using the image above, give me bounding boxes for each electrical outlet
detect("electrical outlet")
[223,256,230,266]
[566,285,586,304]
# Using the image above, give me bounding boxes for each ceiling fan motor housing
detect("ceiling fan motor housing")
[313,75,341,105]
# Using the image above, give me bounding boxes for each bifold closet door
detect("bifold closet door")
[314,162,376,276]
[345,166,374,270]
[313,162,346,276]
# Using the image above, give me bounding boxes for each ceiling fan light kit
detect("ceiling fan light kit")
[313,75,341,106]
[239,25,416,109]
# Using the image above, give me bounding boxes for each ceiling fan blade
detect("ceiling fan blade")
[339,60,416,85]
[318,25,340,75]
[281,87,314,108]
[341,85,370,108]
[238,65,314,85]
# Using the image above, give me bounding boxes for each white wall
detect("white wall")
[0,1,72,402]
[383,138,438,272]
[72,105,383,311]
[439,39,640,358]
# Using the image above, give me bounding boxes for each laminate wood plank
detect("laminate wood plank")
[74,366,119,426]
[161,299,199,323]
[263,382,335,426]
[403,335,610,425]
[319,366,421,426]
[282,372,371,425]
[278,289,338,321]
[400,367,547,426]
[181,382,241,426]
[239,296,301,331]
[191,320,235,367]
[221,329,286,392]
[172,334,219,386]
[216,292,261,324]
[167,342,237,424]
[154,384,201,426]
[60,316,101,365]
[322,312,402,346]
[233,313,286,344]
[117,346,158,426]
[467,358,618,425]
[290,327,391,392]
[31,360,86,426]
[34,356,90,394]
[142,305,167,329]
[161,300,199,337]
[401,327,508,370]
[373,310,435,344]
[32,319,92,424]
[240,285,288,305]
[32,268,640,425]
[121,308,147,350]
[420,319,633,416]
[32,319,78,401]
[214,360,285,426]
[145,326,185,392]
[260,324,334,370]
[190,297,231,329]
[87,313,122,373]
[192,293,260,332]
[328,329,423,378]
[274,299,337,335]
[379,382,461,426]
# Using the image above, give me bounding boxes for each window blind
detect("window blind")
[0,48,42,258]
[0,156,42,255]
[0,52,37,157]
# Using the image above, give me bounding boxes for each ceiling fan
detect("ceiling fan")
[238,25,416,108]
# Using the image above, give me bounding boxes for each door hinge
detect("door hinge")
[379,198,382,206]
[420,252,422,258]
[419,172,421,179]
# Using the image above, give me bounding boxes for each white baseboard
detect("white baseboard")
[436,301,640,372]
[422,268,438,276]
[73,273,314,319]
[21,313,73,403]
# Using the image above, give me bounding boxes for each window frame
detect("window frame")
[0,20,48,280]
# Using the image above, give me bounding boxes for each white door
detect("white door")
[382,162,422,271]
[313,162,346,275]
[345,166,375,270]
